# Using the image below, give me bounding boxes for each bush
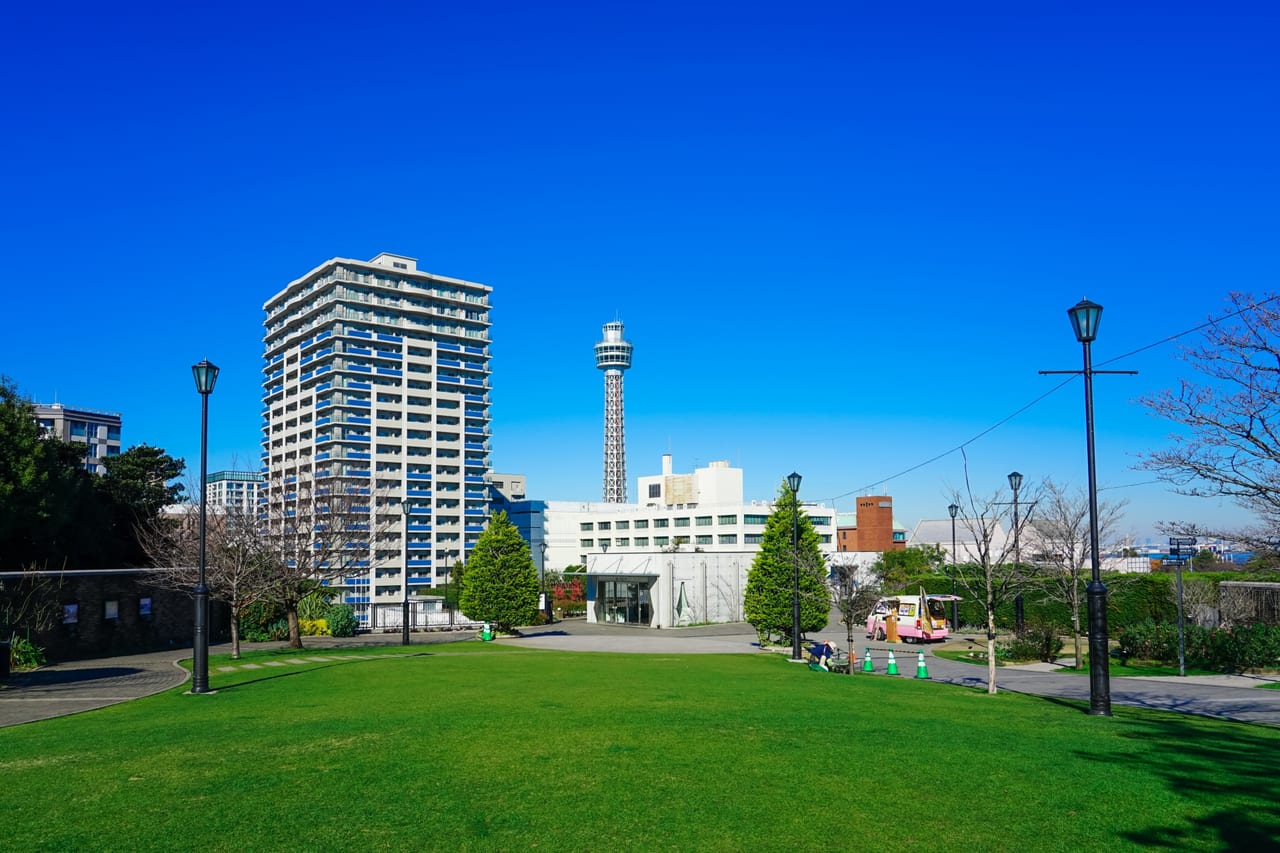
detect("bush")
[239,600,287,642]
[9,636,45,670]
[326,604,358,638]
[1117,620,1280,671]
[299,618,330,637]
[297,590,333,621]
[998,622,1063,663]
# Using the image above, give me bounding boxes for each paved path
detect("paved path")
[3,622,1279,727]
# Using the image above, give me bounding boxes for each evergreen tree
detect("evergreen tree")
[744,481,829,645]
[459,511,539,632]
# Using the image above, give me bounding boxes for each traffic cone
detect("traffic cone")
[915,651,930,679]
[862,647,874,673]
[886,650,899,676]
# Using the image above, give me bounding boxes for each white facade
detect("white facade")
[261,252,491,628]
[205,470,263,510]
[537,456,836,571]
[584,551,752,627]
[33,403,122,474]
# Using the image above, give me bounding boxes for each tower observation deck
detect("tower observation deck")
[595,321,633,503]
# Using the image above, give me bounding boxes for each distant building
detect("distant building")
[205,470,263,511]
[836,495,907,552]
[33,403,122,474]
[486,472,527,503]
[499,453,837,585]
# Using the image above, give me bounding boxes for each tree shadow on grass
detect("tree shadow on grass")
[213,653,435,692]
[1073,713,1280,848]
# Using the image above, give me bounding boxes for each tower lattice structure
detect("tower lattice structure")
[595,321,633,503]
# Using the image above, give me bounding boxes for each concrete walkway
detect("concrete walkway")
[3,621,1278,727]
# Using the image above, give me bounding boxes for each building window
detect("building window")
[598,538,611,549]
[820,535,831,544]
[615,520,629,530]
[744,514,769,525]
[580,522,594,531]
[695,516,712,526]
[811,516,832,526]
[598,521,611,531]
[718,534,737,545]
[718,514,737,525]
[616,537,630,547]
[674,535,690,546]
[744,533,763,545]
[634,519,649,529]
[654,536,670,546]
[674,517,690,527]
[634,537,649,547]
[893,532,906,542]
[654,518,669,528]
[580,538,594,548]
[648,484,660,498]
[695,535,712,545]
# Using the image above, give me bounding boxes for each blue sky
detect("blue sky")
[3,2,1277,544]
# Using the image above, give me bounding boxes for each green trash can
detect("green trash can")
[480,622,493,642]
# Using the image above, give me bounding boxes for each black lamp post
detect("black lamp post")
[539,541,551,620]
[787,471,802,661]
[948,503,960,630]
[401,501,411,646]
[190,359,219,694]
[445,550,457,629]
[1069,298,1112,716]
[1008,471,1025,631]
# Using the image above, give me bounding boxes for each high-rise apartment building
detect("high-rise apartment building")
[34,403,122,474]
[205,470,264,511]
[261,252,492,629]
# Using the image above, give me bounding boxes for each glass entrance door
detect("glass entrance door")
[599,578,653,625]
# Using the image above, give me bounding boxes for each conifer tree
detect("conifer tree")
[744,481,829,645]
[459,511,539,632]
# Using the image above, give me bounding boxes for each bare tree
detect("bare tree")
[1141,292,1280,539]
[947,481,1039,695]
[829,558,880,671]
[1026,479,1128,670]
[260,475,394,649]
[141,504,273,659]
[1,565,64,649]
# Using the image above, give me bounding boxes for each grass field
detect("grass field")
[3,643,1278,851]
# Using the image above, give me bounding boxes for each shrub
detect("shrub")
[998,622,1064,663]
[326,604,358,638]
[239,600,287,642]
[297,590,333,621]
[1117,620,1280,671]
[9,636,45,670]
[299,618,330,637]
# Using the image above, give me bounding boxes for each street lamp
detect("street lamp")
[401,501,411,646]
[1069,298,1111,716]
[190,359,219,695]
[1008,471,1024,631]
[948,503,960,631]
[539,542,551,621]
[787,472,802,661]
[445,550,457,629]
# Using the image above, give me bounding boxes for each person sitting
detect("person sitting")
[808,639,836,671]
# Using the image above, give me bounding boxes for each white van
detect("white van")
[864,591,960,643]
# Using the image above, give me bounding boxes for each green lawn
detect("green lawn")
[3,643,1278,851]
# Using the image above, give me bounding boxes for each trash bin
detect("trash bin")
[480,622,493,642]
[885,611,900,644]
[0,641,10,681]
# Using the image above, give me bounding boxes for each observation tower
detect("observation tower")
[595,321,633,503]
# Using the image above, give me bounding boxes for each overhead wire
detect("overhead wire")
[818,292,1280,505]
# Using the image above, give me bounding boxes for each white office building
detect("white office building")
[504,455,836,627]
[261,252,491,629]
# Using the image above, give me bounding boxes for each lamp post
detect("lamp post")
[446,550,457,629]
[401,501,411,646]
[787,472,803,661]
[1008,471,1024,631]
[190,359,219,694]
[948,503,960,631]
[539,541,551,621]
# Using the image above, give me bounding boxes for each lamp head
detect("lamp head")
[601,542,609,554]
[1008,471,1024,492]
[1067,298,1103,344]
[191,359,220,395]
[948,503,959,519]
[786,471,802,494]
